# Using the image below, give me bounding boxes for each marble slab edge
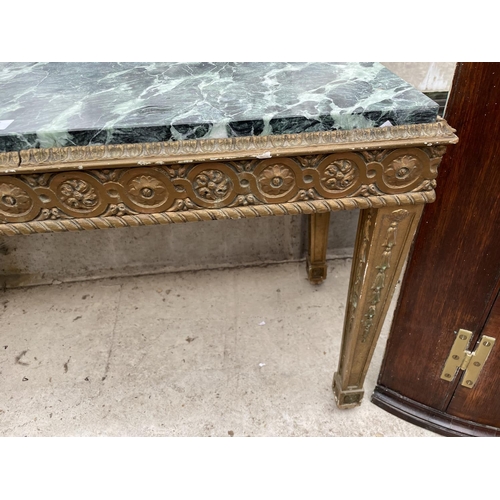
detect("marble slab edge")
[0,119,458,174]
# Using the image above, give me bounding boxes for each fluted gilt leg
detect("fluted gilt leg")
[333,204,424,408]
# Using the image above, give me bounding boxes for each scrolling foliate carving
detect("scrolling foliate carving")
[360,150,388,163]
[361,209,409,343]
[296,155,324,169]
[229,195,257,207]
[355,185,381,197]
[0,146,442,225]
[229,159,258,174]
[93,169,121,183]
[165,165,187,179]
[169,198,198,212]
[36,207,72,221]
[102,203,139,217]
[345,212,373,341]
[19,173,51,188]
[289,189,319,202]
[427,145,448,158]
[412,179,437,192]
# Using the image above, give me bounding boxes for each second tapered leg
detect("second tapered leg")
[306,212,331,285]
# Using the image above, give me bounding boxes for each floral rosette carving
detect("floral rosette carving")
[258,164,295,196]
[57,179,99,210]
[126,174,168,206]
[193,170,232,201]
[383,154,422,187]
[320,159,358,191]
[0,183,33,215]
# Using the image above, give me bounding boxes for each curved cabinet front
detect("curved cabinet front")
[372,62,500,437]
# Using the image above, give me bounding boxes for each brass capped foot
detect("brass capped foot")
[306,259,328,285]
[333,372,364,409]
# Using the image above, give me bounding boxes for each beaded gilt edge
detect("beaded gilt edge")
[0,119,457,174]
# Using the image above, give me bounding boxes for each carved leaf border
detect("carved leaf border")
[0,119,458,173]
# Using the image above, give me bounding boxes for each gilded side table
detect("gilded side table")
[0,63,457,408]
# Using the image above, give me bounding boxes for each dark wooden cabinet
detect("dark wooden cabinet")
[371,63,500,436]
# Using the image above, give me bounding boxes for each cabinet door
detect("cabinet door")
[372,63,500,435]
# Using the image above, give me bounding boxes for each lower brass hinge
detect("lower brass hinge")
[440,329,495,388]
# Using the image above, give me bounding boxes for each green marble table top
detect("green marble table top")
[0,62,438,153]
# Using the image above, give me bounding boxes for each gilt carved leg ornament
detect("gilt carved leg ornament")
[333,204,424,408]
[306,212,331,284]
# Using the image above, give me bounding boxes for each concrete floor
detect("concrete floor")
[0,258,435,437]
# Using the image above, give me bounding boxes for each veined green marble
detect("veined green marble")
[0,62,438,152]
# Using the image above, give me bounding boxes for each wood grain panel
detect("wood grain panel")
[377,63,500,412]
[447,291,500,426]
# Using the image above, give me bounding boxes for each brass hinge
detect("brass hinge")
[440,329,495,388]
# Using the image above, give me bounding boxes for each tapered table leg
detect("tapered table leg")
[306,212,331,284]
[333,204,424,408]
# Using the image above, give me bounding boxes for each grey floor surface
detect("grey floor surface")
[0,258,436,437]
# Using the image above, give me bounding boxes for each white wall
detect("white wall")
[382,62,456,92]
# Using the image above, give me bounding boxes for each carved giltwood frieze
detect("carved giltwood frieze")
[0,147,445,226]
